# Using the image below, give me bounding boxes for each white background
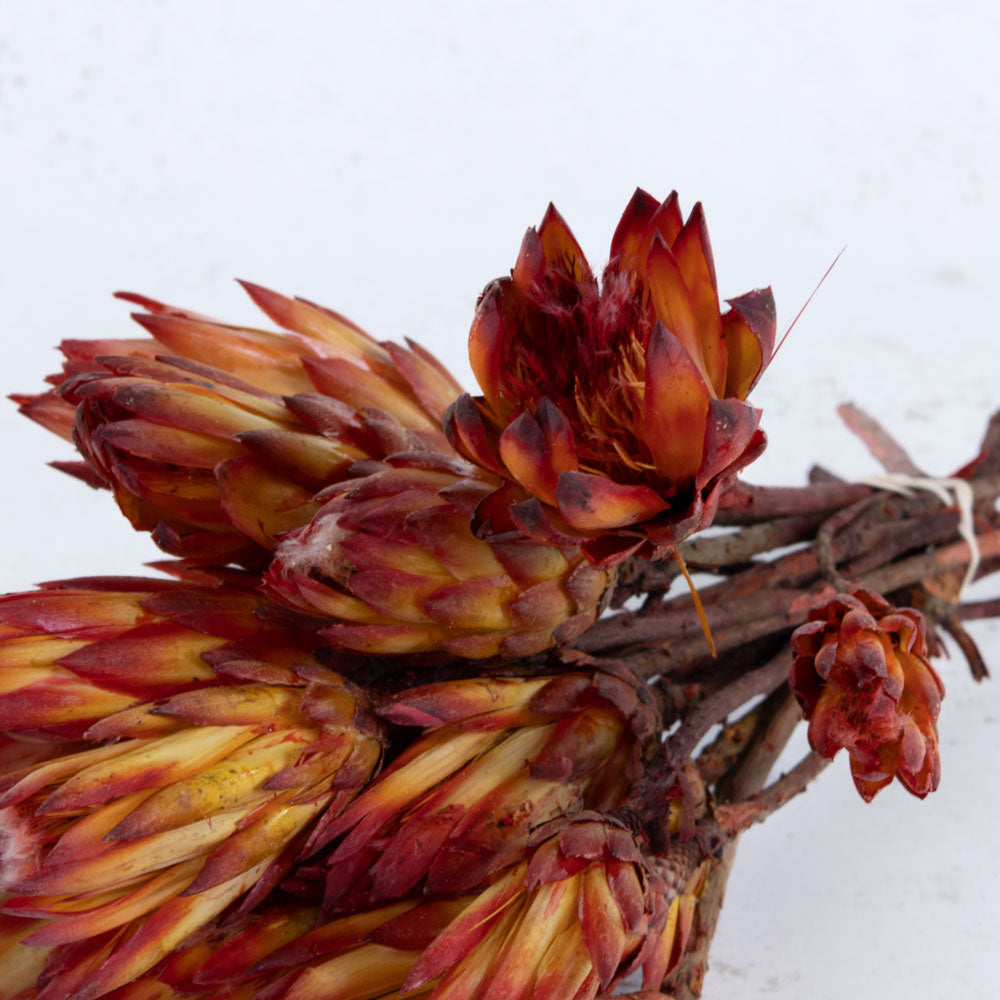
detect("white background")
[2,2,998,997]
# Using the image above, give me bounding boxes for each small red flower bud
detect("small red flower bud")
[790,587,945,802]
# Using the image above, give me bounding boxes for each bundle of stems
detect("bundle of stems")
[585,404,1000,998]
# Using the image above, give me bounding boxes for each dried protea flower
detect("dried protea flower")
[307,667,658,909]
[264,455,611,658]
[446,190,774,565]
[15,284,462,567]
[0,573,330,739]
[0,670,381,999]
[790,586,945,801]
[399,812,701,1000]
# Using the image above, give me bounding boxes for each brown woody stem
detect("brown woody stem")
[583,522,1000,670]
[665,647,793,763]
[714,480,873,524]
[667,693,804,999]
[714,752,830,836]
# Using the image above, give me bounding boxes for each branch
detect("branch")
[715,480,873,525]
[714,752,830,836]
[581,522,1000,667]
[837,402,924,475]
[666,693,803,999]
[666,647,793,763]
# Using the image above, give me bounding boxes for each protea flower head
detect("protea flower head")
[0,573,331,740]
[790,586,945,801]
[305,666,659,910]
[445,190,774,565]
[229,822,703,1000]
[264,454,611,658]
[399,812,703,1000]
[0,667,381,999]
[14,284,462,567]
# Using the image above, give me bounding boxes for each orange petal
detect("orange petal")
[443,394,507,477]
[237,281,388,368]
[11,389,77,442]
[128,310,313,397]
[96,420,244,469]
[646,235,715,394]
[319,623,444,655]
[184,797,327,895]
[22,858,202,946]
[423,577,516,631]
[477,877,579,1000]
[643,324,710,483]
[107,380,284,437]
[279,943,419,1000]
[649,191,684,248]
[385,340,464,423]
[613,191,684,283]
[673,204,726,396]
[609,188,661,272]
[302,357,438,433]
[722,288,777,398]
[468,281,508,414]
[554,472,667,533]
[403,864,526,991]
[534,923,594,1000]
[697,399,762,487]
[498,400,578,506]
[37,726,256,813]
[73,859,274,1000]
[236,428,362,489]
[538,204,595,286]
[380,676,548,729]
[578,865,627,988]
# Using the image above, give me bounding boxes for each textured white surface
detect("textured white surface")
[2,2,998,997]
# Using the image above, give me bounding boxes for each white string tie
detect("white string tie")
[860,474,979,598]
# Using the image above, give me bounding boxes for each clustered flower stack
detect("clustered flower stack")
[1,191,994,1000]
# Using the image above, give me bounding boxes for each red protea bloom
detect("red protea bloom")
[142,822,703,1000]
[400,812,701,1000]
[446,190,774,565]
[790,586,945,801]
[15,284,462,567]
[264,454,611,658]
[307,667,658,910]
[0,669,381,999]
[0,573,328,740]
